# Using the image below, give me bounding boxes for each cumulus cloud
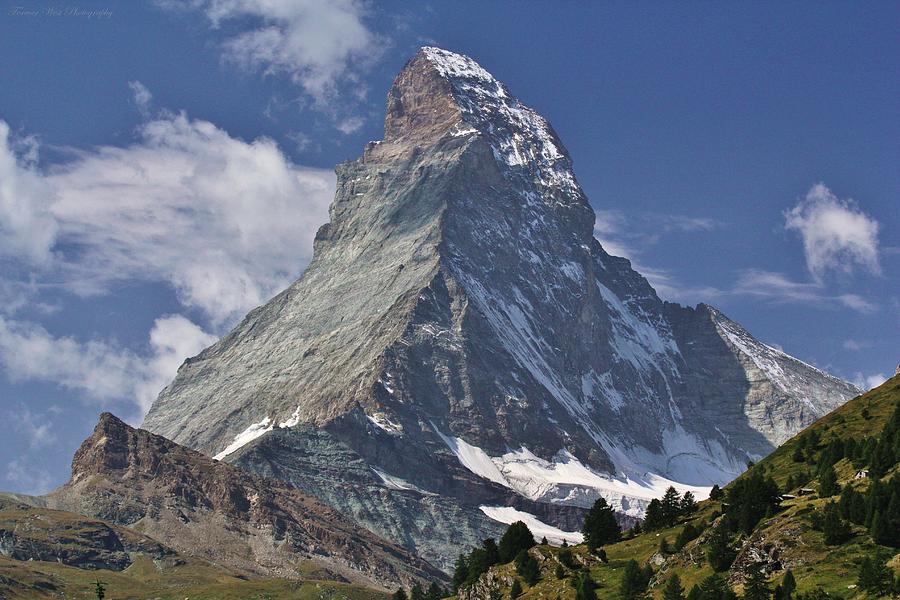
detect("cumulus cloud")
[0,314,216,418]
[785,183,881,282]
[0,113,335,323]
[166,0,384,110]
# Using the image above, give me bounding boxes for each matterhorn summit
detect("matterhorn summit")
[143,48,858,570]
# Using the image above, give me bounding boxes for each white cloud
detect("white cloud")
[5,458,54,495]
[0,121,58,264]
[851,372,887,391]
[0,314,216,419]
[842,339,869,352]
[734,269,877,314]
[0,114,335,323]
[785,183,881,282]
[7,407,56,449]
[134,315,218,413]
[168,0,384,110]
[336,116,364,134]
[128,80,153,118]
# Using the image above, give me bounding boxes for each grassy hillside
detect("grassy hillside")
[0,555,389,599]
[453,375,900,600]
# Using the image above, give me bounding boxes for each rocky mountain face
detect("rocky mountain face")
[22,413,444,589]
[142,47,859,570]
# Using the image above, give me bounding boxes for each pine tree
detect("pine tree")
[773,570,796,600]
[572,571,597,600]
[659,537,670,555]
[680,491,698,516]
[619,559,650,600]
[743,563,771,600]
[818,465,839,497]
[426,582,445,600]
[393,589,408,600]
[821,502,851,545]
[663,574,685,600]
[709,484,723,501]
[498,522,535,563]
[452,554,468,592]
[706,526,735,572]
[555,563,566,579]
[483,538,500,567]
[464,548,490,586]
[857,554,892,596]
[582,497,621,551]
[94,580,106,600]
[515,550,540,586]
[792,446,804,463]
[674,522,700,551]
[509,578,522,599]
[696,573,736,600]
[541,536,549,545]
[643,498,665,530]
[410,584,425,600]
[661,486,682,525]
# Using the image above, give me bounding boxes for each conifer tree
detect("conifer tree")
[410,584,425,600]
[426,582,445,600]
[572,571,597,600]
[619,559,650,600]
[709,484,723,501]
[680,491,698,516]
[661,486,682,525]
[541,536,549,545]
[483,538,500,567]
[821,502,851,545]
[515,550,540,586]
[659,536,670,555]
[663,574,685,600]
[582,497,620,551]
[674,522,700,551]
[818,465,839,497]
[773,570,796,600]
[393,588,408,600]
[643,498,665,530]
[706,526,736,572]
[743,563,771,600]
[452,554,468,592]
[499,522,535,563]
[509,578,522,599]
[555,563,566,579]
[857,555,892,596]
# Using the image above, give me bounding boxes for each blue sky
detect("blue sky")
[0,1,896,494]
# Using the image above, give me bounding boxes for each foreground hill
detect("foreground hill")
[142,46,858,569]
[1,413,444,594]
[453,374,900,599]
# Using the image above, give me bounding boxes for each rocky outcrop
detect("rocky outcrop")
[142,47,859,569]
[34,413,445,589]
[0,499,173,571]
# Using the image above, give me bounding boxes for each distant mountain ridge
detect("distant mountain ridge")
[7,413,444,590]
[141,47,859,570]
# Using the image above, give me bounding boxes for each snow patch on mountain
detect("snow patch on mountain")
[479,506,583,546]
[436,426,712,517]
[213,416,274,460]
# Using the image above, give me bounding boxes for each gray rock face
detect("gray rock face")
[142,47,859,569]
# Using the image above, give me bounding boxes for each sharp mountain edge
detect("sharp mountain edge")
[141,47,859,571]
